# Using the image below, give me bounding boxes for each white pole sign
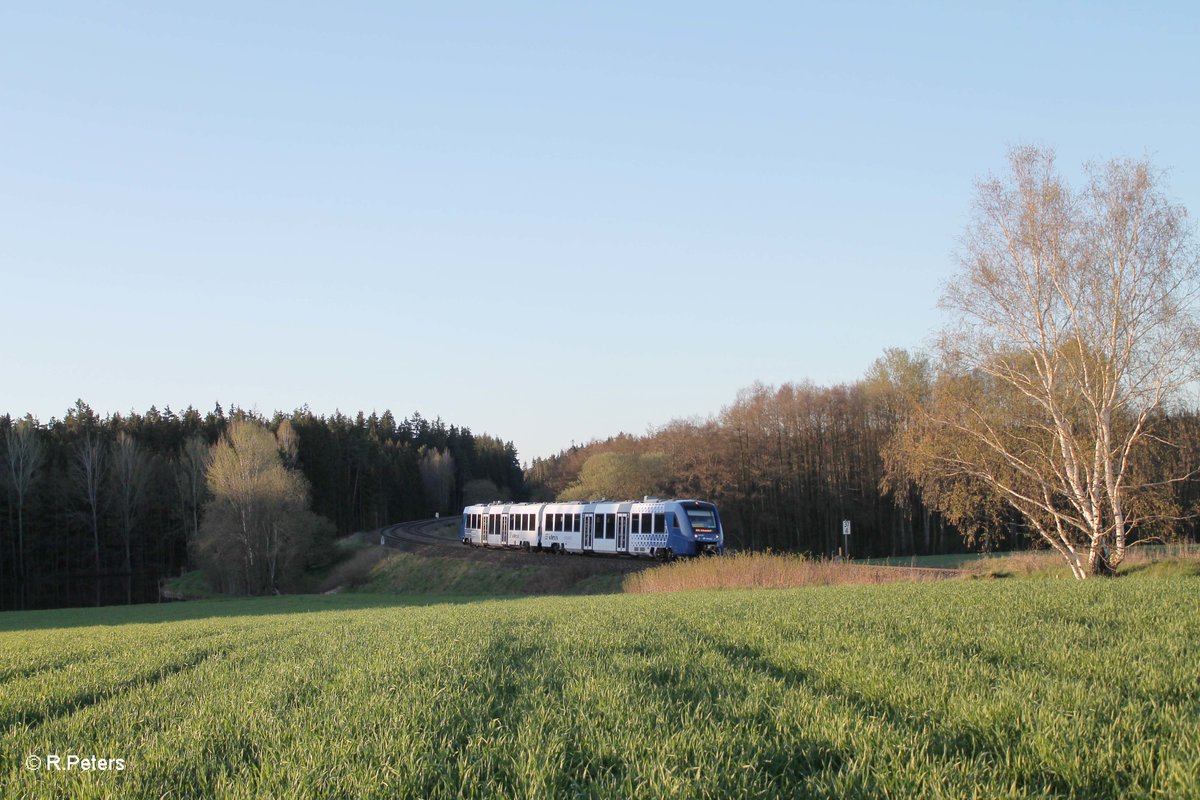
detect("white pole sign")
[842,519,851,536]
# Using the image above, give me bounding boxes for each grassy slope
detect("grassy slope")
[3,577,1198,799]
[352,551,627,596]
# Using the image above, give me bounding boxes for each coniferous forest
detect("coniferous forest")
[0,401,523,610]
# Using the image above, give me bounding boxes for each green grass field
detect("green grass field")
[3,576,1198,798]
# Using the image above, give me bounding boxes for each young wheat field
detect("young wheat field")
[2,576,1197,798]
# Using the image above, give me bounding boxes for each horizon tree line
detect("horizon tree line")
[0,401,524,610]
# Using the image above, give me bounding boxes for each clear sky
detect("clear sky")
[3,2,1197,462]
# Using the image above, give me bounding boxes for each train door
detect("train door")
[501,513,509,546]
[616,514,629,552]
[583,513,594,551]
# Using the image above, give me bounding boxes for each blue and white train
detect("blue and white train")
[460,499,724,558]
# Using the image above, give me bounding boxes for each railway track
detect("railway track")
[376,519,968,582]
[375,518,659,572]
[378,517,459,549]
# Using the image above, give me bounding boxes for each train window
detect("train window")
[525,513,531,530]
[653,513,665,533]
[595,514,605,538]
[605,513,616,539]
[669,513,678,529]
[631,514,640,534]
[558,513,566,532]
[641,513,651,533]
[573,514,580,532]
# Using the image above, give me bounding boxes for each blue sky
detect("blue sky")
[3,2,1197,462]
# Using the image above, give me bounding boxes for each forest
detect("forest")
[527,353,1200,563]
[5,358,1199,610]
[0,401,523,610]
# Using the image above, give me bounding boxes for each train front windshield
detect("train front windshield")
[686,507,718,531]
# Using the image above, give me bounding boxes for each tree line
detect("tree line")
[527,372,976,559]
[527,361,1200,562]
[528,149,1200,577]
[0,401,524,610]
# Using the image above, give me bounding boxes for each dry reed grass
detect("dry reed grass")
[961,541,1200,579]
[622,551,957,593]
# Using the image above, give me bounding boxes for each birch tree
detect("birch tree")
[72,433,106,604]
[918,147,1199,578]
[4,419,44,607]
[111,431,149,601]
[175,435,211,551]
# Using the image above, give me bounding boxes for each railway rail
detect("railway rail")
[376,517,966,578]
[378,518,458,549]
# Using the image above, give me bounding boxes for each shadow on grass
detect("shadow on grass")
[693,630,1140,799]
[0,592,522,634]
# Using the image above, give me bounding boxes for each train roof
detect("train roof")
[464,498,711,507]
